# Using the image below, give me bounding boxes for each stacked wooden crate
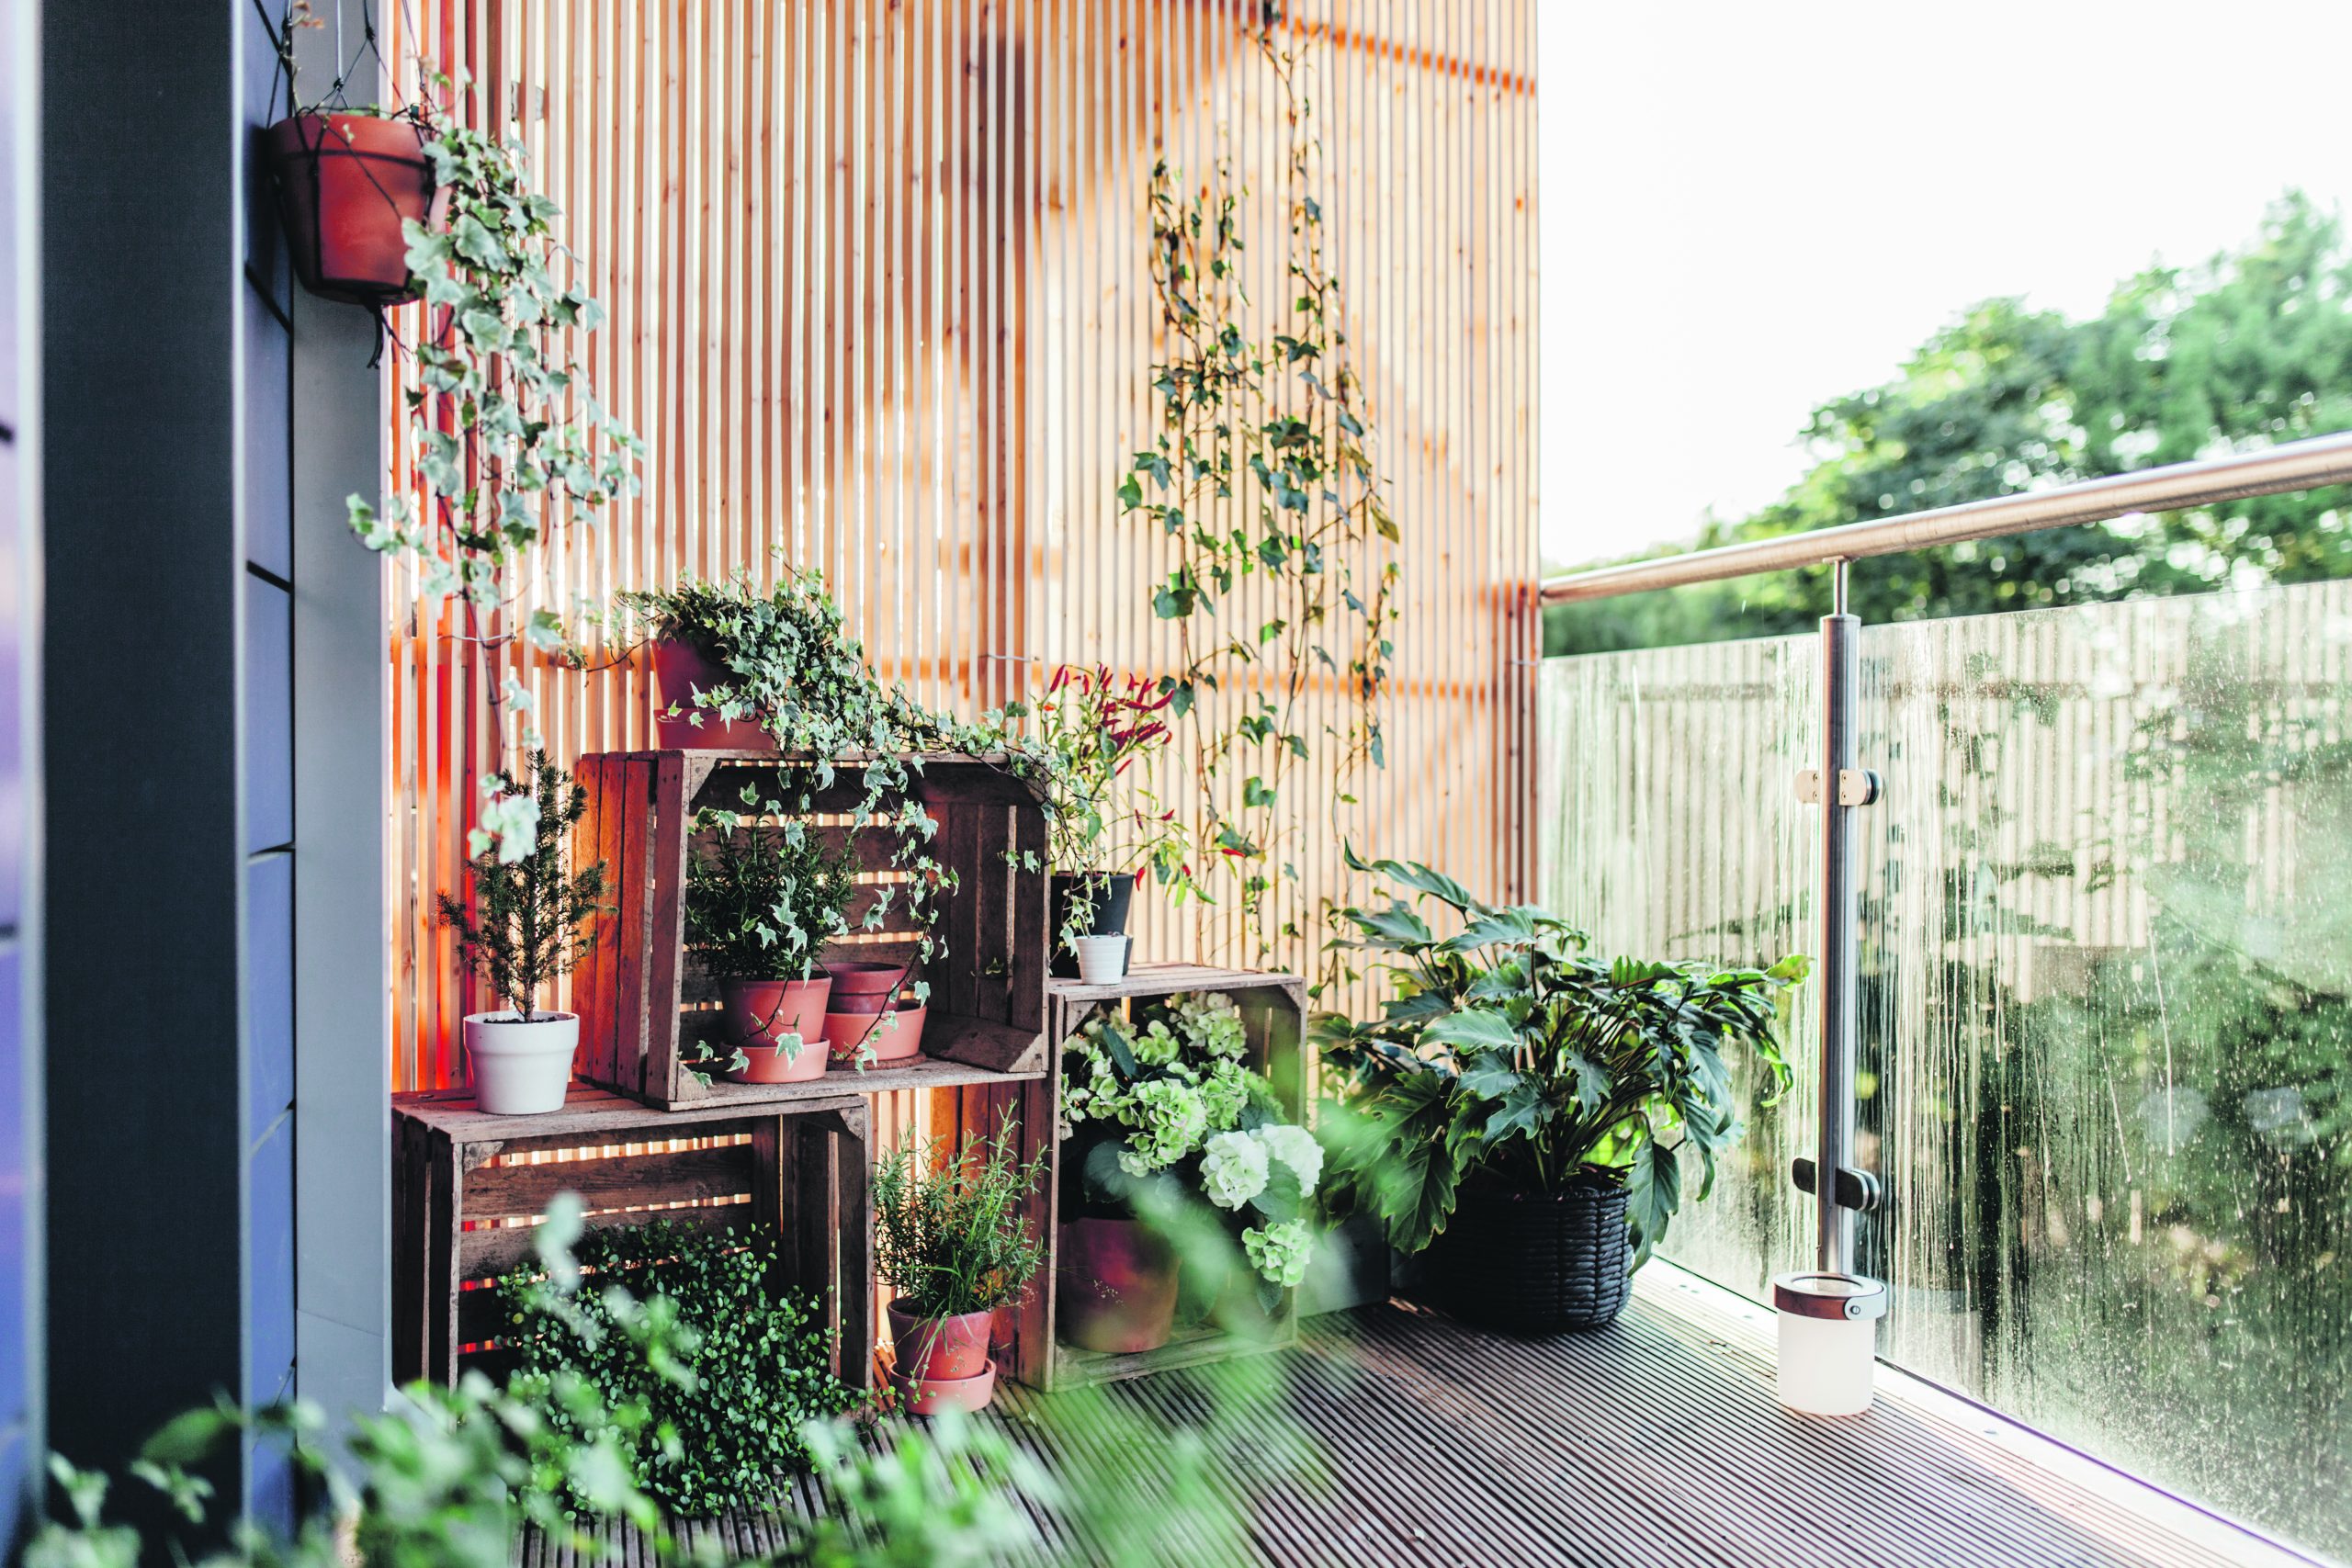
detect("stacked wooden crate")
[391,1085,872,1388]
[568,749,1052,1110]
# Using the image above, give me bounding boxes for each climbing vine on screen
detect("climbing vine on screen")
[1119,19,1400,981]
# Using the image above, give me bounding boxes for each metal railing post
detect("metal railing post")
[1815,561,1860,1276]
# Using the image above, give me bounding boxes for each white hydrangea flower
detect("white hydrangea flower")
[1254,1122,1323,1195]
[1199,1129,1271,1210]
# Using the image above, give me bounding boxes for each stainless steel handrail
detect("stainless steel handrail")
[1539,429,2352,604]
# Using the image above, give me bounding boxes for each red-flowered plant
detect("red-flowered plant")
[1014,665,1185,883]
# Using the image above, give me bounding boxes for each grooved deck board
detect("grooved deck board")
[528,1282,2309,1568]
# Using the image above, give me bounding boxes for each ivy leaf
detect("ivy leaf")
[452,211,509,269]
[1242,776,1276,808]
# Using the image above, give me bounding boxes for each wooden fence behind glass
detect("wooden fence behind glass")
[380,0,1539,1092]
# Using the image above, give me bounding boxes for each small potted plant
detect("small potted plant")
[1015,665,1181,979]
[873,1117,1046,1416]
[438,751,607,1114]
[683,786,859,1084]
[1317,851,1805,1333]
[1056,992,1317,1352]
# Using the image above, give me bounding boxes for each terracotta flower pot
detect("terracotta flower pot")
[718,976,832,1082]
[1057,1217,1178,1354]
[887,1299,995,1382]
[822,960,909,1012]
[652,637,776,752]
[888,1357,997,1417]
[823,998,927,1063]
[463,1010,578,1115]
[263,113,442,307]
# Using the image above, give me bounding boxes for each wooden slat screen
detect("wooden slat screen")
[382,0,1539,1091]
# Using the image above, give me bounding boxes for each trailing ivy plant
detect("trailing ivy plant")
[343,67,643,864]
[437,750,607,1021]
[495,1218,866,1518]
[873,1116,1049,1320]
[1119,18,1400,978]
[1315,851,1806,1265]
[618,569,1023,1025]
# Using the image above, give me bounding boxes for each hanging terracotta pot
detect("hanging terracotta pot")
[263,112,441,307]
[653,637,776,752]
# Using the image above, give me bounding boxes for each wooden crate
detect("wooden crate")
[392,1085,873,1388]
[1012,963,1309,1392]
[570,749,1050,1111]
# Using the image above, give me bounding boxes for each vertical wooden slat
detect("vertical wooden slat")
[387,1,1542,1089]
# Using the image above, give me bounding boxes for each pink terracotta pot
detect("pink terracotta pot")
[887,1300,995,1382]
[823,998,926,1063]
[653,637,775,752]
[1057,1217,1178,1354]
[888,1357,997,1417]
[823,959,910,1012]
[718,976,832,1082]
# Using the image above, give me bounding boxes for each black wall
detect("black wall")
[39,0,278,1530]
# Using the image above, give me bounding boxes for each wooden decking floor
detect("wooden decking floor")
[535,1270,2312,1568]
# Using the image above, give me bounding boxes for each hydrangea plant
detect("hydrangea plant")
[1059,991,1318,1292]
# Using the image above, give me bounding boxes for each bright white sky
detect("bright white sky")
[1539,0,2352,569]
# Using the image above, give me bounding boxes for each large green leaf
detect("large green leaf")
[1482,1079,1550,1145]
[1454,1055,1522,1100]
[1342,843,1478,910]
[1351,900,1435,948]
[1443,906,1541,951]
[1624,1134,1680,1264]
[1421,1008,1518,1054]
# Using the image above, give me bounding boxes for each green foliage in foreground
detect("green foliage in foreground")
[24,1195,1317,1568]
[1550,193,2352,653]
[495,1221,867,1517]
[1317,850,1803,1262]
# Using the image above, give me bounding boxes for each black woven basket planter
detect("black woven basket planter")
[1423,1178,1633,1334]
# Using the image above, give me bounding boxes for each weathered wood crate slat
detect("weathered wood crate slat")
[392,1086,873,1389]
[572,750,1050,1111]
[1002,963,1308,1392]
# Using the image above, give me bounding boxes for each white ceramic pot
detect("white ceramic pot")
[464,1010,580,1115]
[1771,1271,1887,1415]
[1071,933,1129,984]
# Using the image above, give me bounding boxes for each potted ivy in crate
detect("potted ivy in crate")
[1317,851,1805,1333]
[1057,993,1319,1353]
[617,570,981,1043]
[1014,664,1181,979]
[438,751,607,1114]
[873,1117,1047,1416]
[683,786,859,1084]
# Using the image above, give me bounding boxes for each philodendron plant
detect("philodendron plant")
[1316,850,1805,1265]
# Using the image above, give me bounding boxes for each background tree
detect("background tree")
[1550,193,2352,653]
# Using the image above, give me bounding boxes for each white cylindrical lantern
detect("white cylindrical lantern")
[1771,1271,1887,1416]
